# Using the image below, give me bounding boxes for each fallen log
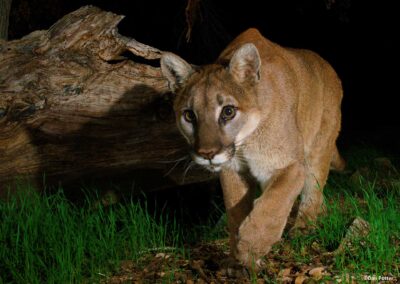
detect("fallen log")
[0,6,214,195]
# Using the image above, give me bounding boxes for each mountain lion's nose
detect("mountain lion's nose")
[197,148,218,160]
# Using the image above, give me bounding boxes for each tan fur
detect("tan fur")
[161,28,345,268]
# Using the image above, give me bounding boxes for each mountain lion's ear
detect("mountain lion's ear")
[160,52,193,92]
[229,43,261,84]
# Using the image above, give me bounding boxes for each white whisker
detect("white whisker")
[157,156,189,164]
[181,161,196,183]
[163,156,190,177]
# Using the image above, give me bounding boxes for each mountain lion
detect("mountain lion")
[160,28,345,268]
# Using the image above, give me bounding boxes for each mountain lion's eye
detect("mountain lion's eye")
[221,105,236,121]
[183,110,196,123]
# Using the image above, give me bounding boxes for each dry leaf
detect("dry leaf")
[196,278,207,284]
[295,275,308,284]
[308,266,325,280]
[155,252,170,259]
[157,271,166,277]
[119,260,134,272]
[279,276,293,283]
[311,241,321,253]
[279,268,292,277]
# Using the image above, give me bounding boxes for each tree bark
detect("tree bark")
[0,0,12,40]
[0,6,214,195]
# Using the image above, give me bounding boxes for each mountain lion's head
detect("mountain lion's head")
[161,44,262,172]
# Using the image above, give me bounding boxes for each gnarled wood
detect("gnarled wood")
[0,6,214,195]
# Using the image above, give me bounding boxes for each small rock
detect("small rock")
[335,217,370,254]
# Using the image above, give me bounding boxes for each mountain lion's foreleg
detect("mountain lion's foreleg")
[220,169,255,258]
[235,162,305,267]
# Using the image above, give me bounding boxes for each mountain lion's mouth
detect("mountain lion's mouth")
[192,146,236,172]
[206,164,222,173]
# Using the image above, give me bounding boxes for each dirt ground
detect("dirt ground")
[104,238,356,283]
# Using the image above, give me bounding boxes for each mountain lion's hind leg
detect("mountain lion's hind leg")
[331,145,346,172]
[293,163,330,230]
[294,138,339,229]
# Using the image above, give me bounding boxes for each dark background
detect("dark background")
[8,0,399,154]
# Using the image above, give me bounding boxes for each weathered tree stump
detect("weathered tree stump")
[0,6,214,195]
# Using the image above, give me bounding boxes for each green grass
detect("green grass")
[301,180,398,272]
[329,179,399,276]
[1,146,399,282]
[289,147,400,279]
[0,186,182,283]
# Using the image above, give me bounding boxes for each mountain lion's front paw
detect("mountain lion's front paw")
[219,256,251,278]
[236,224,270,270]
[236,239,266,271]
